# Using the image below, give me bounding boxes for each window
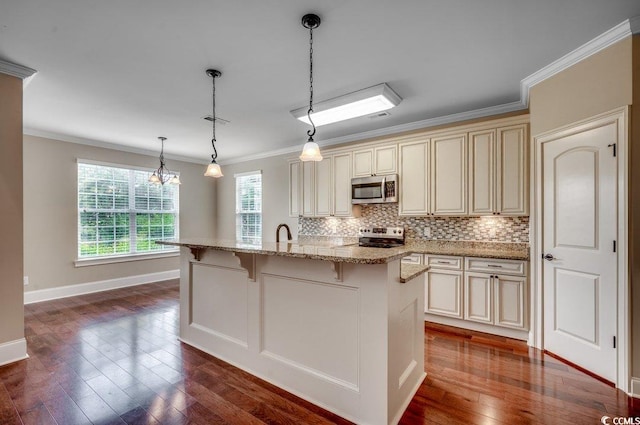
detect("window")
[235,171,262,242]
[77,161,179,259]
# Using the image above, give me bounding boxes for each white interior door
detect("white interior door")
[542,121,617,383]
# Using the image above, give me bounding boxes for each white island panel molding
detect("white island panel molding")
[174,242,426,425]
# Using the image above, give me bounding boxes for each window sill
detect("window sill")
[74,251,179,267]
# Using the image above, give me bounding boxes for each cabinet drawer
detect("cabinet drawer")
[465,257,526,276]
[402,253,423,264]
[425,255,463,270]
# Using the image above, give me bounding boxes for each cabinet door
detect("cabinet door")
[431,134,467,215]
[374,145,397,175]
[333,152,353,217]
[314,158,332,217]
[352,149,373,177]
[464,272,492,323]
[288,161,301,217]
[302,161,315,217]
[497,124,528,215]
[425,270,463,318]
[468,130,495,215]
[494,274,526,329]
[398,140,429,215]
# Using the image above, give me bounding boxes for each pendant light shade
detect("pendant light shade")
[299,141,323,161]
[299,13,323,162]
[149,137,181,185]
[204,162,223,178]
[204,69,224,178]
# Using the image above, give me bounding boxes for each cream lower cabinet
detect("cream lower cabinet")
[464,257,527,330]
[424,255,528,336]
[494,274,526,329]
[464,272,492,323]
[424,255,463,318]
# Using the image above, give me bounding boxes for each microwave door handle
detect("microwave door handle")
[381,176,386,202]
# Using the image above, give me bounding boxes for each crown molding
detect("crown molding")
[221,100,527,165]
[0,59,37,79]
[520,17,635,106]
[23,128,208,165]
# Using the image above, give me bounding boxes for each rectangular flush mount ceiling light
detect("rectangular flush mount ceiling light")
[290,83,402,127]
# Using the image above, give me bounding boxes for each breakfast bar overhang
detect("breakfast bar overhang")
[163,239,428,425]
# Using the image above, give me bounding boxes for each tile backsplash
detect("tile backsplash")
[299,204,529,243]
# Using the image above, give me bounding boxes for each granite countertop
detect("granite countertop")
[160,238,410,264]
[160,237,529,264]
[400,263,430,283]
[405,240,530,260]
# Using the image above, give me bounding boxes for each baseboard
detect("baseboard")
[24,269,179,304]
[0,338,28,367]
[632,377,640,399]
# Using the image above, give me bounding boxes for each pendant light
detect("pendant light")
[299,13,323,162]
[149,137,181,185]
[204,69,224,178]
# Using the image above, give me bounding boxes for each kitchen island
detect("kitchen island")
[163,238,429,425]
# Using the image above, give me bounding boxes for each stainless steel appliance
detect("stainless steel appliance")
[358,226,405,248]
[351,174,398,204]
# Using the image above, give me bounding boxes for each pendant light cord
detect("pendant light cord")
[211,73,218,162]
[306,25,316,139]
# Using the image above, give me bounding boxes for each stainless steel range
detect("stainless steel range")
[358,226,405,248]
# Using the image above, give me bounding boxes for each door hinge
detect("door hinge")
[613,240,617,253]
[608,143,617,157]
[613,336,617,349]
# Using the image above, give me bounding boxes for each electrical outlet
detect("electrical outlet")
[23,276,29,286]
[423,227,431,238]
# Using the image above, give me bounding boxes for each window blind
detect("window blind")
[77,162,179,259]
[235,171,262,242]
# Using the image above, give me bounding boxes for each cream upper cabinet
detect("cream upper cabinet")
[288,160,301,217]
[332,152,353,217]
[469,130,495,215]
[374,145,397,175]
[469,124,528,216]
[314,158,332,217]
[399,140,430,215]
[301,161,315,217]
[497,124,528,215]
[352,145,397,177]
[303,152,355,218]
[352,149,373,177]
[431,133,467,215]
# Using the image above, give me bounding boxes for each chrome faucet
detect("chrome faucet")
[276,223,292,243]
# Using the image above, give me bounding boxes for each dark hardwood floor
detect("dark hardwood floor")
[0,280,637,424]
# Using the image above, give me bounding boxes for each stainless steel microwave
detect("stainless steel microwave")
[351,174,398,204]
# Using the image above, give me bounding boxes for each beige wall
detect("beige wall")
[0,73,25,343]
[23,135,216,292]
[530,37,633,136]
[632,34,640,379]
[529,36,638,379]
[214,154,297,242]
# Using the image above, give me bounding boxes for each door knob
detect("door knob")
[542,253,555,261]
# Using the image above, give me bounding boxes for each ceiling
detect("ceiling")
[1,1,639,164]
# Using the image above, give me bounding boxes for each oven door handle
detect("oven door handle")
[381,176,386,202]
